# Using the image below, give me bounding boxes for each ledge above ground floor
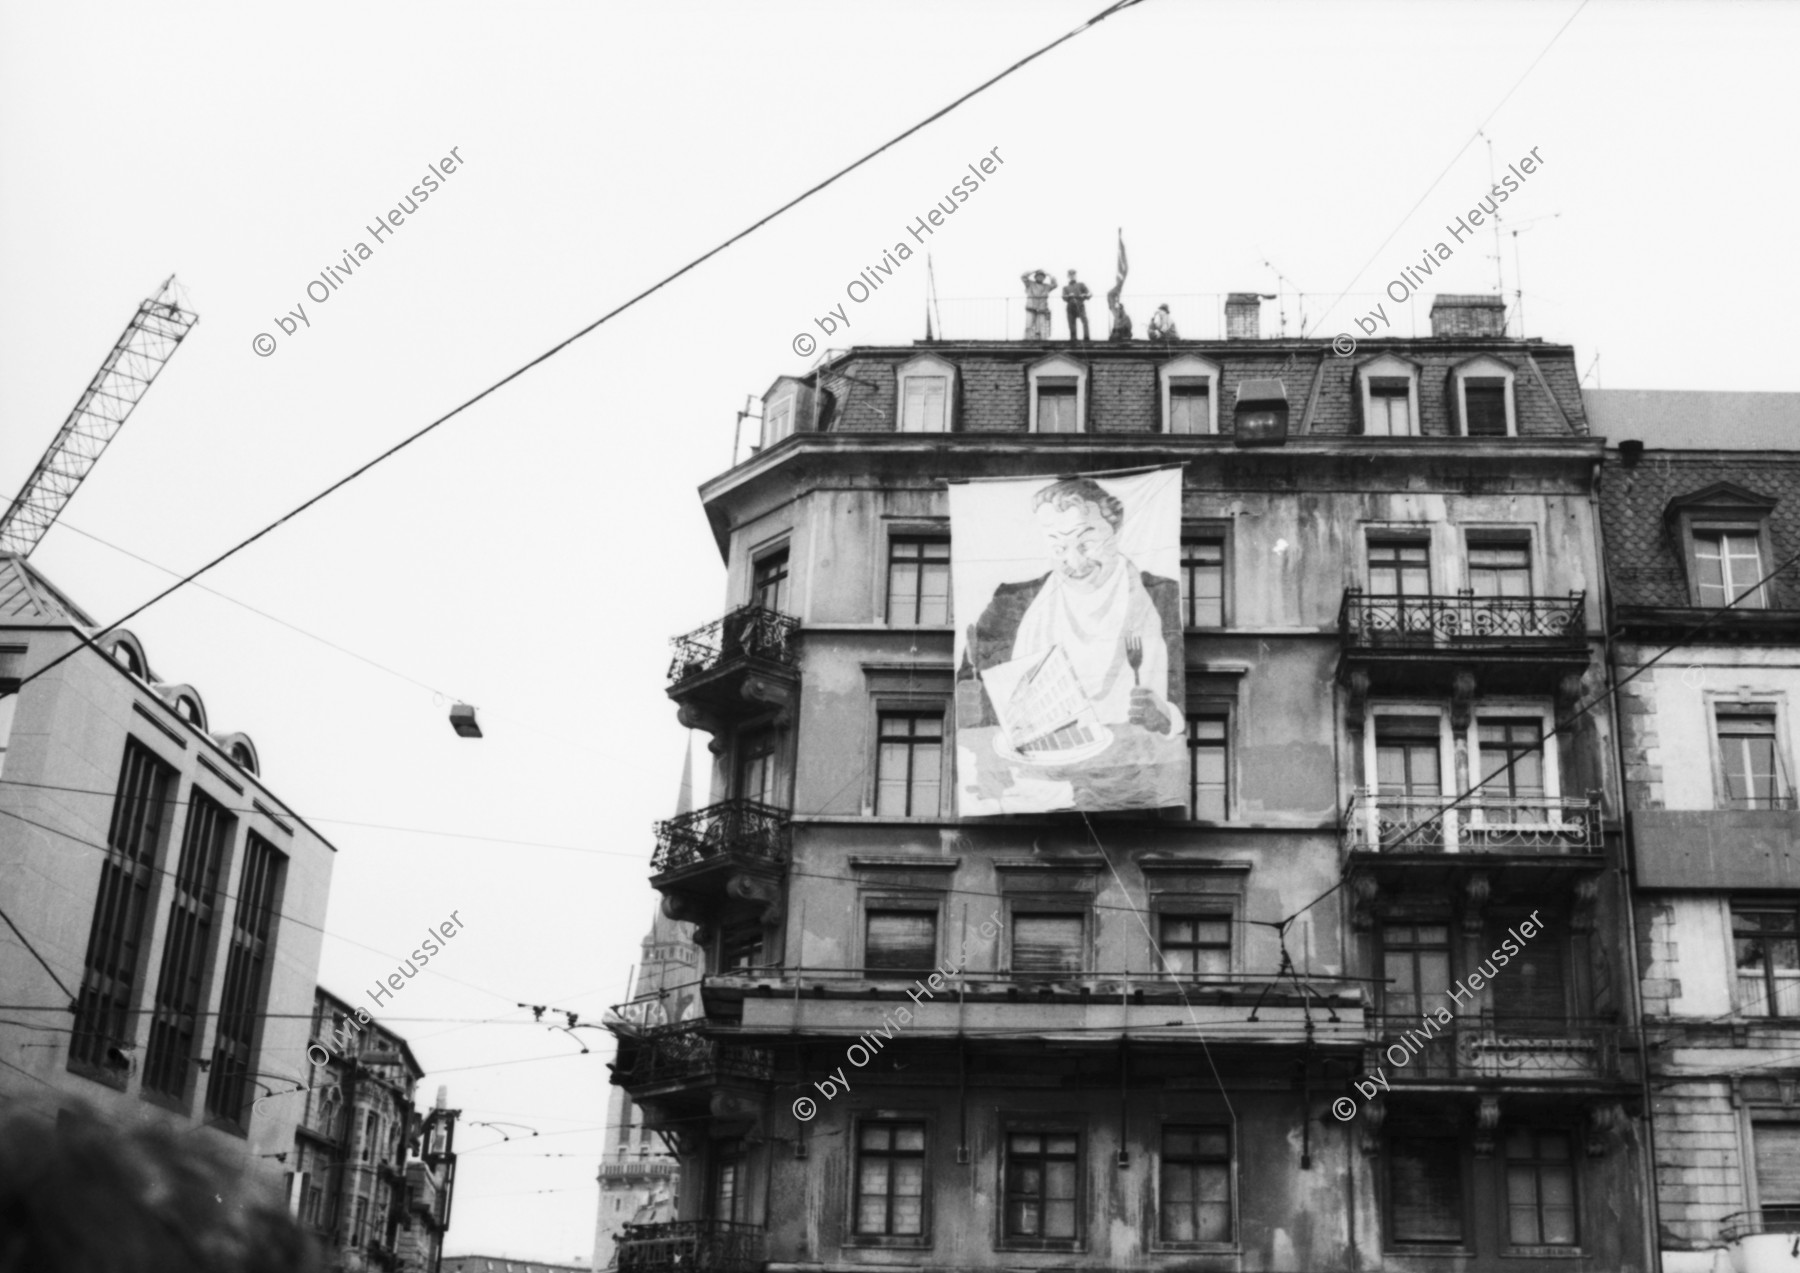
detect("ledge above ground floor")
[737,994,1365,1041]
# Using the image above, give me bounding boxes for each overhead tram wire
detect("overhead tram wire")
[1272,544,1800,933]
[0,0,1151,704]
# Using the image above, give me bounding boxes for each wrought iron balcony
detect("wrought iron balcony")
[1369,1015,1619,1082]
[652,799,790,878]
[611,1020,773,1091]
[599,1159,679,1181]
[668,605,799,688]
[1342,789,1600,857]
[1340,588,1585,651]
[618,1220,766,1273]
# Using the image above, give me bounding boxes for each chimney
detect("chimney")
[1429,294,1507,338]
[1225,293,1262,340]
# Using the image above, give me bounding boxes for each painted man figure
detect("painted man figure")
[1062,270,1092,341]
[1021,269,1056,341]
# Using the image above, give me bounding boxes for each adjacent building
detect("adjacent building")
[610,295,1652,1271]
[0,550,334,1189]
[1593,412,1800,1273]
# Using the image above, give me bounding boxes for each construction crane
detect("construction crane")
[0,275,199,557]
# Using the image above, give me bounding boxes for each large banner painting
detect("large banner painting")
[951,467,1186,815]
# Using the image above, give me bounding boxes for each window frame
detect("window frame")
[1449,355,1517,438]
[860,901,942,977]
[1185,708,1231,822]
[848,1115,932,1246]
[1462,527,1536,599]
[1667,485,1780,611]
[1180,525,1230,628]
[884,534,952,627]
[895,354,956,434]
[1690,524,1772,611]
[1027,355,1088,434]
[762,394,795,449]
[1749,1120,1800,1232]
[1155,1123,1235,1249]
[997,1122,1085,1250]
[1384,1130,1471,1252]
[1005,906,1090,978]
[205,830,286,1131]
[1356,355,1421,438]
[1158,355,1221,435]
[1365,532,1435,597]
[1708,695,1794,812]
[1501,1125,1581,1252]
[1153,909,1234,980]
[870,706,948,819]
[1732,903,1800,1018]
[1467,700,1563,829]
[748,542,793,615]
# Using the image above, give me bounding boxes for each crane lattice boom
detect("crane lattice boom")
[0,275,199,557]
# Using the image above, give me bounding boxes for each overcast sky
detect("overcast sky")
[3,0,1797,1261]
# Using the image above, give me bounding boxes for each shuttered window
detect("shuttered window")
[1388,1136,1464,1245]
[206,832,285,1123]
[1463,379,1509,436]
[1491,922,1566,1033]
[865,910,936,973]
[70,738,177,1075]
[1755,1124,1800,1227]
[143,789,234,1099]
[1012,913,1084,975]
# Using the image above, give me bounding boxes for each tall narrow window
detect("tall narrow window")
[736,727,781,808]
[901,377,947,432]
[1187,715,1228,819]
[1463,379,1509,436]
[70,738,176,1074]
[1491,923,1566,1033]
[1694,530,1768,609]
[1388,1136,1465,1245]
[206,832,285,1123]
[1159,914,1230,976]
[143,790,234,1100]
[1753,1124,1800,1231]
[1004,1132,1080,1240]
[1477,718,1547,820]
[752,550,790,614]
[1159,1126,1231,1242]
[1181,539,1224,627]
[855,1121,927,1236]
[351,1197,369,1246]
[1504,1129,1577,1247]
[763,400,793,447]
[865,910,937,974]
[1734,907,1800,1017]
[1718,709,1787,808]
[1469,542,1531,598]
[1367,378,1414,436]
[887,538,951,625]
[1375,717,1443,799]
[712,1138,747,1223]
[1382,924,1452,1040]
[1168,381,1212,435]
[1036,379,1079,433]
[1011,913,1084,976]
[875,712,942,816]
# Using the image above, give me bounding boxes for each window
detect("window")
[1752,1124,1800,1230]
[1695,529,1770,609]
[1375,716,1442,800]
[736,727,781,807]
[1011,913,1084,975]
[1734,907,1800,1017]
[0,694,13,778]
[175,695,203,727]
[854,1121,926,1237]
[712,1138,748,1223]
[763,399,793,447]
[751,549,790,613]
[1036,379,1079,433]
[1368,540,1430,596]
[1168,381,1211,435]
[1504,1129,1577,1247]
[70,738,176,1075]
[887,537,950,625]
[362,1110,379,1162]
[1187,715,1228,819]
[1181,539,1224,627]
[143,789,234,1100]
[1463,379,1509,437]
[111,639,143,676]
[1381,923,1451,1022]
[1387,1135,1465,1246]
[1717,709,1788,808]
[1477,717,1546,804]
[1004,1131,1080,1240]
[1468,541,1531,598]
[351,1196,369,1246]
[722,927,766,972]
[206,832,285,1124]
[865,910,937,974]
[1159,914,1230,976]
[1490,920,1566,1032]
[901,377,947,433]
[875,712,943,816]
[1367,378,1414,436]
[1159,1126,1231,1242]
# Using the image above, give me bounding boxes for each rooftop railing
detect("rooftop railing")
[651,799,790,876]
[1340,589,1585,650]
[618,1221,766,1273]
[667,606,799,689]
[1342,789,1601,856]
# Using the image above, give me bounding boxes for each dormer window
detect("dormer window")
[763,397,794,447]
[1666,482,1780,611]
[1449,356,1517,437]
[896,355,955,433]
[1028,355,1087,434]
[1355,356,1420,437]
[1159,355,1221,435]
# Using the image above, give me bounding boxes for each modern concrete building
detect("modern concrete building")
[288,986,458,1273]
[0,550,335,1192]
[610,295,1651,1272]
[1598,432,1800,1273]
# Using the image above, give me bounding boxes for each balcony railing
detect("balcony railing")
[1340,588,1585,650]
[613,1020,773,1088]
[618,1220,766,1273]
[1370,1015,1617,1081]
[652,799,790,876]
[668,605,799,688]
[599,1159,679,1180]
[1342,789,1600,856]
[1721,1208,1800,1243]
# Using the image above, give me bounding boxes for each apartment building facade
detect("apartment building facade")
[1598,438,1800,1273]
[0,551,334,1189]
[610,295,1650,1272]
